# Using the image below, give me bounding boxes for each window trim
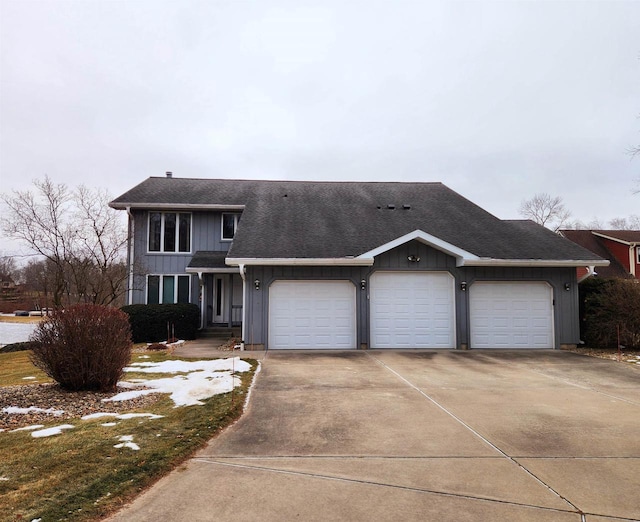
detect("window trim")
[146,274,191,304]
[221,213,241,241]
[147,212,192,254]
[637,246,640,264]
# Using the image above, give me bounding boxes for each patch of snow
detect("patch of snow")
[22,376,36,380]
[10,424,45,432]
[107,372,241,407]
[103,389,159,402]
[81,412,118,420]
[124,357,251,374]
[114,435,140,450]
[101,422,118,427]
[104,357,252,407]
[31,424,75,438]
[116,413,164,420]
[0,477,9,481]
[82,412,163,421]
[31,518,42,522]
[3,406,64,416]
[138,355,150,359]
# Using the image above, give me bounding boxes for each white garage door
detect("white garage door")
[370,272,455,349]
[268,280,356,349]
[470,282,554,349]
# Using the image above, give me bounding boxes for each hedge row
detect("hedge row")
[120,303,200,343]
[0,341,41,353]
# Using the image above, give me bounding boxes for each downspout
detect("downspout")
[125,207,135,306]
[198,271,204,330]
[239,264,246,351]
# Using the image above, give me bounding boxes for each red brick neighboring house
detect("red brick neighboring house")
[560,230,640,281]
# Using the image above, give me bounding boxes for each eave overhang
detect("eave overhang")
[592,231,638,246]
[185,267,239,273]
[458,259,610,268]
[226,257,374,267]
[109,202,245,211]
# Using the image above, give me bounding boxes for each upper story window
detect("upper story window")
[222,213,241,241]
[637,246,640,264]
[148,212,191,253]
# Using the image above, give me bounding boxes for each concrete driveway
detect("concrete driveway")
[109,350,640,522]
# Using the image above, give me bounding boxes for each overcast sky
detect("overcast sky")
[1,0,639,256]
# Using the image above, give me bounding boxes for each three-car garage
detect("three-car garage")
[266,275,556,350]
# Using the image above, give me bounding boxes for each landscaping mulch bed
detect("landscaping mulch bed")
[0,383,162,431]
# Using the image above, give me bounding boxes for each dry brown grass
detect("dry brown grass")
[0,315,43,324]
[0,350,257,521]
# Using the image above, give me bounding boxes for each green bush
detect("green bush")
[30,304,132,392]
[120,303,200,343]
[581,278,640,349]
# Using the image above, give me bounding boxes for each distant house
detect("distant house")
[559,230,640,281]
[110,175,608,351]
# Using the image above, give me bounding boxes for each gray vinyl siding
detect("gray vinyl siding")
[130,210,235,305]
[245,240,580,349]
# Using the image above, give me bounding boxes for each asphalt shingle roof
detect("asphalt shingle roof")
[111,177,604,263]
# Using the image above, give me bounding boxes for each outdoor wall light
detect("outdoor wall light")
[254,279,261,290]
[360,279,367,290]
[407,255,420,263]
[460,281,467,292]
[564,282,571,291]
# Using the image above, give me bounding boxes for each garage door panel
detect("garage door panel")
[470,282,554,349]
[370,272,455,349]
[269,281,356,349]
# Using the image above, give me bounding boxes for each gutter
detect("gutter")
[226,256,609,269]
[226,257,374,267]
[110,203,245,211]
[458,258,610,268]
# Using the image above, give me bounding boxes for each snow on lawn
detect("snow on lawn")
[10,425,45,432]
[81,412,163,421]
[114,435,139,451]
[2,406,64,416]
[104,357,252,407]
[124,358,251,374]
[31,424,74,438]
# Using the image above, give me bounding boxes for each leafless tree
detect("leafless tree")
[0,256,17,282]
[519,193,572,232]
[608,215,640,230]
[0,176,127,307]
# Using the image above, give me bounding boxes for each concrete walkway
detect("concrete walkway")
[109,350,640,521]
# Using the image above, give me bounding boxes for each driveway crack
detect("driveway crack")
[193,458,581,517]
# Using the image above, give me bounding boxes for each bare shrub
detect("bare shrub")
[584,279,640,349]
[30,304,132,392]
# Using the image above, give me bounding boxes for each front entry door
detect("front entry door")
[213,275,226,324]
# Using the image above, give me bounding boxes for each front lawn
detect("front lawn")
[0,350,257,521]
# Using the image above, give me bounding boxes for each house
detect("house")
[110,175,608,351]
[559,230,640,281]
